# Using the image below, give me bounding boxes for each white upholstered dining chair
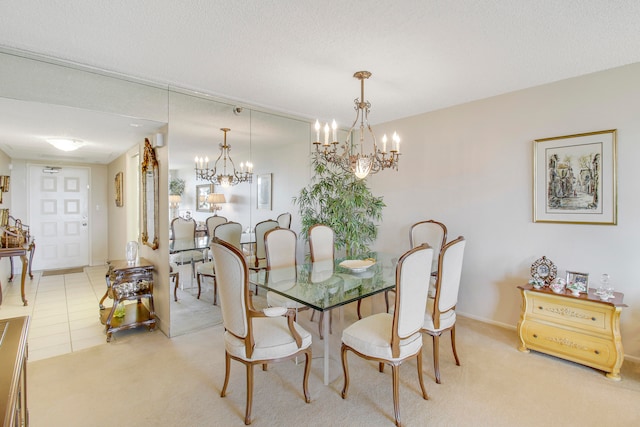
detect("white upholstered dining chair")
[205,215,227,238]
[340,244,433,427]
[264,228,307,313]
[170,217,205,278]
[195,221,242,305]
[247,219,279,271]
[308,224,335,338]
[276,212,292,229]
[410,219,447,274]
[384,219,448,312]
[421,235,466,384]
[210,238,312,425]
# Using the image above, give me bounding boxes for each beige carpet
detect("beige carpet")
[27,306,640,426]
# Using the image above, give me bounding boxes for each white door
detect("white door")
[28,165,90,270]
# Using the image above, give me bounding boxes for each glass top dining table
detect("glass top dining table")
[249,253,398,385]
[169,233,255,253]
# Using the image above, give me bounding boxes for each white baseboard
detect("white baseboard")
[456,311,639,364]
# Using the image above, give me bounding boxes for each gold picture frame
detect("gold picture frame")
[533,129,617,225]
[115,171,124,207]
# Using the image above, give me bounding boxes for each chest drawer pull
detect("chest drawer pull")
[532,334,538,338]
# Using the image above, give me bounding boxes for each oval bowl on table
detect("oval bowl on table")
[338,259,376,273]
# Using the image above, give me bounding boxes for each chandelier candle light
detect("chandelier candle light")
[195,128,253,187]
[313,71,401,179]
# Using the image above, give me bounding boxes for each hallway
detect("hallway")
[0,266,112,361]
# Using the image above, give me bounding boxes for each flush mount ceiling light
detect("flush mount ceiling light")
[47,138,85,152]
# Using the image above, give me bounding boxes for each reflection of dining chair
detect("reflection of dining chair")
[309,224,335,338]
[421,236,466,384]
[196,221,243,304]
[247,219,279,271]
[170,217,205,278]
[213,221,242,250]
[341,244,433,427]
[205,215,227,240]
[209,238,312,425]
[277,212,292,229]
[170,262,180,302]
[265,228,308,313]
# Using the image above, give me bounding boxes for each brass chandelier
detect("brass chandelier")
[313,71,401,179]
[195,128,253,187]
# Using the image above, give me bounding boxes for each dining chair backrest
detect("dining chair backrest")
[210,238,249,339]
[410,220,447,273]
[265,228,297,270]
[206,215,227,237]
[394,244,434,348]
[213,221,242,251]
[254,219,279,264]
[309,224,334,262]
[433,236,466,327]
[310,259,334,283]
[171,217,196,240]
[277,212,292,229]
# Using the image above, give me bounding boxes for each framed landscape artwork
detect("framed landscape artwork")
[533,129,617,225]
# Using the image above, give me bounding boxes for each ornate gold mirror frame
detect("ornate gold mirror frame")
[141,138,159,249]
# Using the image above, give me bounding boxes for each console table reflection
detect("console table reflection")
[99,258,156,342]
[517,284,626,380]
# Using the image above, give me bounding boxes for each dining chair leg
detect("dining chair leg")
[356,300,363,319]
[416,350,429,400]
[172,272,179,302]
[303,349,311,403]
[340,345,350,399]
[391,363,401,427]
[433,334,441,384]
[221,352,231,397]
[196,273,202,299]
[245,363,254,425]
[213,276,218,306]
[451,326,461,366]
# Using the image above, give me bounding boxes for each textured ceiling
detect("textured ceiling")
[1,0,640,163]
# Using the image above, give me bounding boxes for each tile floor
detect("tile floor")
[0,265,110,361]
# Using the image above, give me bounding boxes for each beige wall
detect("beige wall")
[368,62,640,360]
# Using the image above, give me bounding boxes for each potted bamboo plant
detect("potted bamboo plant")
[294,153,385,258]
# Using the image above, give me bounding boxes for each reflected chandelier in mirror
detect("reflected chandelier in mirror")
[194,127,253,187]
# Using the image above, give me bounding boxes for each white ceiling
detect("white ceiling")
[1,0,640,164]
